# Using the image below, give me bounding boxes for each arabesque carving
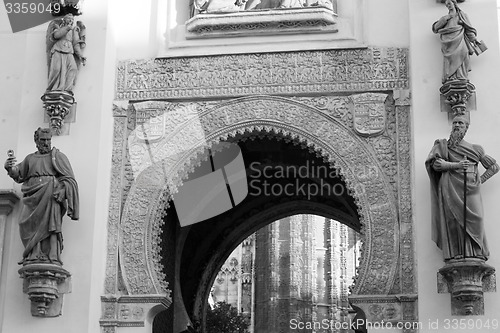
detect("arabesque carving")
[104,48,415,330]
[115,48,409,101]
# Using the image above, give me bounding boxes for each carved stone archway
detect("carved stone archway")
[102,48,417,332]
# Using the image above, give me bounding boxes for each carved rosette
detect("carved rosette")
[18,263,71,317]
[439,80,475,118]
[438,258,496,315]
[41,91,75,135]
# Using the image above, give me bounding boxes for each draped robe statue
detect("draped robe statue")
[432,0,479,83]
[425,116,498,260]
[4,128,79,265]
[46,14,86,93]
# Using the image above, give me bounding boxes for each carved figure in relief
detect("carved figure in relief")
[190,0,246,15]
[426,116,498,260]
[46,13,86,93]
[190,0,333,15]
[4,128,79,265]
[432,0,484,84]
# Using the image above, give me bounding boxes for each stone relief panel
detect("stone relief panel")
[186,0,338,39]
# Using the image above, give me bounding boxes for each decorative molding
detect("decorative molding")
[349,294,418,331]
[185,7,337,39]
[103,102,129,295]
[116,48,409,101]
[100,295,171,328]
[0,190,20,215]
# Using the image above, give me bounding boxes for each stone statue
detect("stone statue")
[46,13,86,93]
[425,116,498,261]
[432,0,484,84]
[4,128,79,265]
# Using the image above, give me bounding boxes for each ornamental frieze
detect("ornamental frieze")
[116,48,408,101]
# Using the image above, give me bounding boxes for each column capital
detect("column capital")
[0,190,20,216]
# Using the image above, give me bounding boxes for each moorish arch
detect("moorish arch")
[101,48,416,332]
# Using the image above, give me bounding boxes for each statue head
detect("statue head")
[63,13,74,26]
[444,0,458,12]
[34,128,52,154]
[449,115,469,147]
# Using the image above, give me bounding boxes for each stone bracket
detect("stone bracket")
[41,91,76,135]
[437,258,496,316]
[439,80,476,120]
[18,263,71,317]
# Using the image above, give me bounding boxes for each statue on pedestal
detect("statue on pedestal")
[425,116,498,261]
[432,0,485,84]
[43,13,86,134]
[4,128,79,265]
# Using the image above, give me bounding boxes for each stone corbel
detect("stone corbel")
[437,258,496,315]
[41,91,76,135]
[18,263,71,317]
[439,81,476,120]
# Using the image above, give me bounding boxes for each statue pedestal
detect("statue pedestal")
[439,80,476,119]
[437,258,496,315]
[18,263,71,317]
[41,91,76,135]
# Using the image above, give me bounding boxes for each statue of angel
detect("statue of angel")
[46,14,86,93]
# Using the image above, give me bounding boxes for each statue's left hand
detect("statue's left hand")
[53,187,66,203]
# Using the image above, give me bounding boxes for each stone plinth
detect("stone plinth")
[439,80,476,118]
[41,91,76,135]
[18,263,71,317]
[437,258,496,315]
